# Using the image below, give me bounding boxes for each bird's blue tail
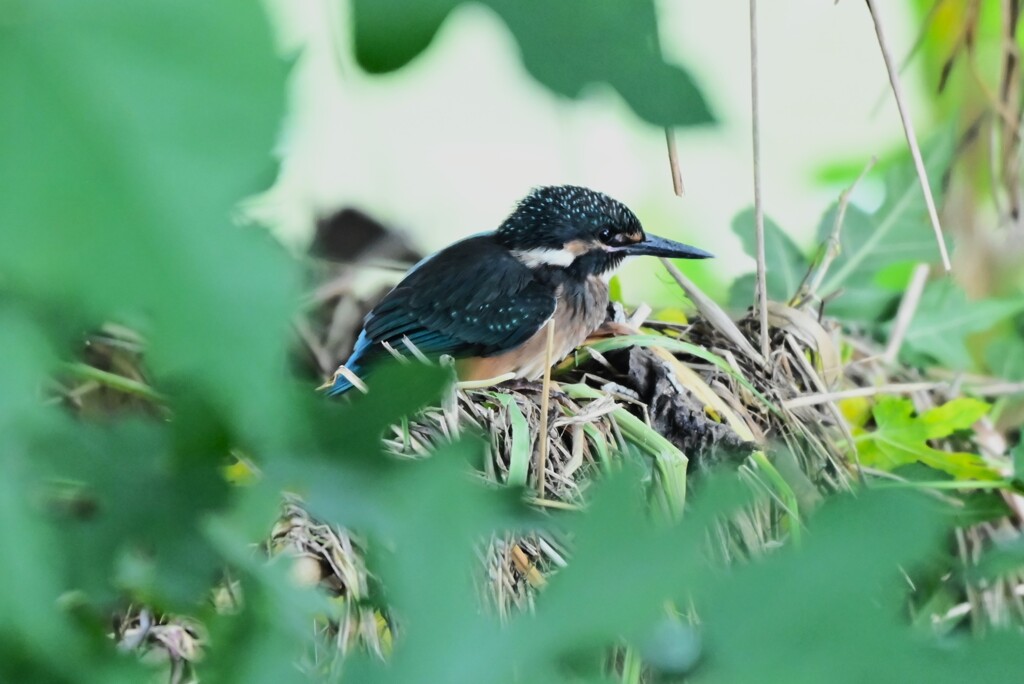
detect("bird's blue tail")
[325,365,362,396]
[324,331,371,396]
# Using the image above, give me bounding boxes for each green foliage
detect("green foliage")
[856,396,1000,480]
[817,134,954,323]
[348,0,714,127]
[730,135,954,323]
[695,488,1024,683]
[729,134,1024,383]
[3,2,1024,683]
[986,327,1024,381]
[897,280,1024,370]
[728,209,806,309]
[0,0,297,439]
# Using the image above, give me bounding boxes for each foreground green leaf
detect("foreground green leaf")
[349,0,714,127]
[0,0,296,438]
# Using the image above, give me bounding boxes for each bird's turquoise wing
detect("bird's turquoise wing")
[328,235,556,395]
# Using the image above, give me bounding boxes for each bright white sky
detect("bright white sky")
[259,0,926,304]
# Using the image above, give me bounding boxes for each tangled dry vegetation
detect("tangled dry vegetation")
[63,210,1024,680]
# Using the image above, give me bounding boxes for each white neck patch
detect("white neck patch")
[512,247,577,268]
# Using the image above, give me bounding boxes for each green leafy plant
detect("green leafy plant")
[349,0,714,127]
[729,136,955,323]
[853,396,1000,481]
[4,2,1024,683]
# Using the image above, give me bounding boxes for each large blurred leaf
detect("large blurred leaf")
[0,0,295,436]
[986,330,1024,381]
[349,0,714,127]
[0,310,151,683]
[335,465,743,684]
[898,279,1024,370]
[728,209,807,310]
[692,489,1024,683]
[36,418,232,608]
[201,519,327,684]
[818,136,954,323]
[0,0,306,674]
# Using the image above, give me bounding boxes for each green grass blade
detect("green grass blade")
[491,393,532,488]
[563,383,687,518]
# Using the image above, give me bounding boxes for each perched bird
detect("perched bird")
[326,185,712,395]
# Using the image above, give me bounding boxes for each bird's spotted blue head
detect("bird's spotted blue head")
[497,185,638,251]
[496,185,713,277]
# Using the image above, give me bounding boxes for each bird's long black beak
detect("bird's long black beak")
[622,233,714,259]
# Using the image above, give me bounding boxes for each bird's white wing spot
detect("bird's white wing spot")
[512,247,577,268]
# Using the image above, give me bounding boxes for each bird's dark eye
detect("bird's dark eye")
[598,228,615,243]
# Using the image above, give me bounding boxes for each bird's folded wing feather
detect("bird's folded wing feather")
[356,235,556,363]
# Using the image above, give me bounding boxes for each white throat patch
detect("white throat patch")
[511,247,577,268]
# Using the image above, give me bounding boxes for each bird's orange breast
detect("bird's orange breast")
[458,276,609,381]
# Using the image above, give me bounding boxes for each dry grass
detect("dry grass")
[278,228,1024,653]
[63,211,1024,675]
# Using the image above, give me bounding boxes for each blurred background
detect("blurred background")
[255,0,930,304]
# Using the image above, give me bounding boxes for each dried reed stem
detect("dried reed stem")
[865,0,952,273]
[782,382,940,409]
[665,128,685,196]
[883,263,930,364]
[748,0,770,357]
[536,320,555,496]
[660,258,768,368]
[802,156,877,301]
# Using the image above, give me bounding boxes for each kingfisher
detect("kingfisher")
[326,185,712,395]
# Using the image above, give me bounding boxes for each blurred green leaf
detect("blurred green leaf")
[349,0,714,127]
[36,419,229,608]
[985,329,1024,380]
[1014,443,1024,484]
[857,397,1000,481]
[971,536,1024,586]
[947,490,1013,527]
[524,471,695,648]
[819,136,954,323]
[728,209,807,310]
[692,489,1024,684]
[0,0,296,437]
[201,518,328,684]
[898,280,1024,370]
[0,313,149,683]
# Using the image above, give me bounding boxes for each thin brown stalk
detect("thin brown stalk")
[1000,0,1022,222]
[865,0,952,273]
[799,156,877,304]
[749,0,770,357]
[866,0,946,117]
[665,128,685,196]
[536,320,555,496]
[883,263,930,364]
[781,382,941,409]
